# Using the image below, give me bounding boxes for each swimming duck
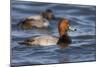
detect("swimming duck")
[19,18,76,47]
[18,9,55,29]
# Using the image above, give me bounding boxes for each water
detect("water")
[11,1,96,66]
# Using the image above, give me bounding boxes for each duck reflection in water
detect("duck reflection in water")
[58,48,69,63]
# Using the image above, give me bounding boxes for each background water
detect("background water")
[11,1,96,66]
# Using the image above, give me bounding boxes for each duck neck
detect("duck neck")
[58,32,71,44]
[60,33,68,42]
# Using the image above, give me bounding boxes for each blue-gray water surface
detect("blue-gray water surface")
[11,1,96,66]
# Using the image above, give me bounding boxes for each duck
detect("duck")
[17,9,55,29]
[18,18,76,47]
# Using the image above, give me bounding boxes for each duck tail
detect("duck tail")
[18,41,27,45]
[17,21,23,29]
[17,19,30,29]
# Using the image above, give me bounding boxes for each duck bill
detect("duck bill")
[68,26,76,31]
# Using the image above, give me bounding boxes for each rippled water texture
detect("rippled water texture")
[11,1,96,66]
